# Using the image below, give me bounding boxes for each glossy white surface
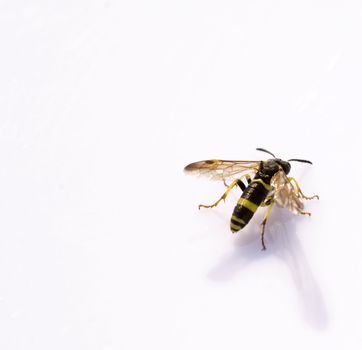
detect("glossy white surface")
[1,1,361,349]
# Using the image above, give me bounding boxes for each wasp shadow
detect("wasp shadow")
[207,208,328,330]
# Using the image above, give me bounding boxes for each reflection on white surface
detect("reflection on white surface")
[209,210,328,329]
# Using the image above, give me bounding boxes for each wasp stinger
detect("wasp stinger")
[184,148,319,250]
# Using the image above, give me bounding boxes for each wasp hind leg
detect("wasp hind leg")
[260,198,274,250]
[288,177,319,200]
[223,174,251,188]
[199,177,247,210]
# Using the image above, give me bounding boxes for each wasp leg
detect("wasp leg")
[288,177,319,200]
[260,200,274,250]
[260,196,273,207]
[199,177,247,210]
[223,174,251,188]
[245,174,252,185]
[223,179,229,187]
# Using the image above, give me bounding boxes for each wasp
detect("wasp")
[184,148,319,250]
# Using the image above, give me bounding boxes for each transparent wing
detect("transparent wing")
[184,159,260,181]
[271,170,304,214]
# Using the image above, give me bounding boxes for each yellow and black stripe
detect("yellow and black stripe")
[230,176,271,233]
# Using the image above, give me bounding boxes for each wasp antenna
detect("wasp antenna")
[256,148,276,158]
[288,158,313,165]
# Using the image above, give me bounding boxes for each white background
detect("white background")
[1,1,362,349]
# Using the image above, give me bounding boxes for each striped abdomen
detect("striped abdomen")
[230,177,271,233]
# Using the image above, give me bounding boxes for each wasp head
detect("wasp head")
[256,148,312,176]
[261,159,291,177]
[275,159,291,175]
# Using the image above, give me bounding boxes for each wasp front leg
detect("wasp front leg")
[288,177,319,201]
[199,177,248,210]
